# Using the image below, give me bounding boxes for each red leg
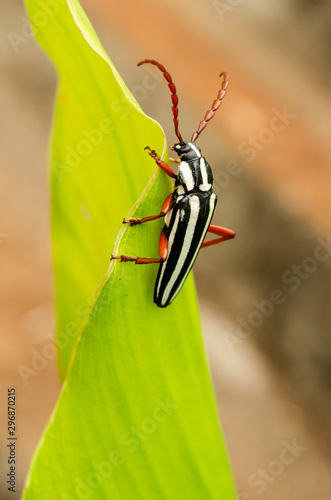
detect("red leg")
[158,227,168,261]
[145,147,176,179]
[201,224,235,248]
[111,254,164,264]
[123,193,173,226]
[111,229,168,265]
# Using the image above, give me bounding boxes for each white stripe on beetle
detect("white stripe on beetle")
[156,208,181,297]
[199,157,211,191]
[179,161,195,191]
[167,193,216,305]
[189,142,201,158]
[161,195,201,306]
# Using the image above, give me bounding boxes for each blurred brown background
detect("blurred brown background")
[1,0,331,498]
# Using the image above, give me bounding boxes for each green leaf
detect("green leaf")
[22,0,237,498]
[28,0,168,379]
[23,184,237,499]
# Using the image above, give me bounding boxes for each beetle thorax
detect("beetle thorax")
[172,141,213,193]
[177,157,213,194]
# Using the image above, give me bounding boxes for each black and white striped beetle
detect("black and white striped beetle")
[112,59,235,308]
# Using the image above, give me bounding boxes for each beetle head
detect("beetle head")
[171,142,201,161]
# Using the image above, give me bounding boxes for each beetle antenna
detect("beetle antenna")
[138,59,183,144]
[191,72,229,143]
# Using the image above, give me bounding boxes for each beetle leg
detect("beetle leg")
[123,193,173,226]
[169,157,181,164]
[201,224,235,248]
[144,146,177,178]
[111,229,168,265]
[111,254,164,264]
[158,227,168,260]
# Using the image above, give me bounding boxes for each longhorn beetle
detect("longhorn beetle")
[111,59,235,308]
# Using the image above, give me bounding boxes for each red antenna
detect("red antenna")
[191,72,229,143]
[138,59,183,144]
